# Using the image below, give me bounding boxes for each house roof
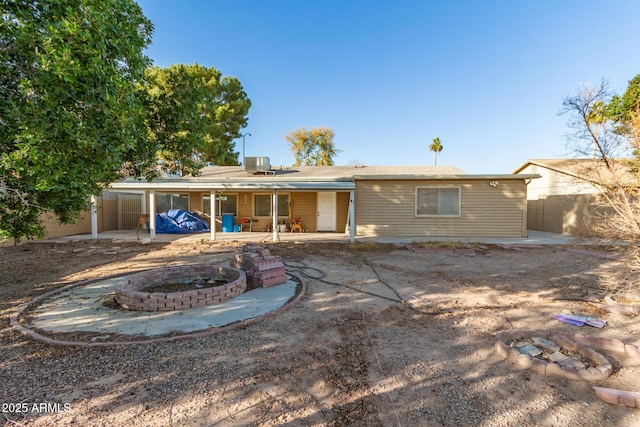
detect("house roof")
[513,158,635,185]
[198,165,468,179]
[109,165,539,192]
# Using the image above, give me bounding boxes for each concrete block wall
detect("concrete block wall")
[1,195,113,247]
[527,194,608,236]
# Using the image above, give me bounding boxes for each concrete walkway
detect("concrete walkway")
[358,230,583,245]
[46,229,586,246]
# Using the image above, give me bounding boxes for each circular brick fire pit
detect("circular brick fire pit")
[115,264,246,312]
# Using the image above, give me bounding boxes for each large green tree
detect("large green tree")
[0,0,154,242]
[144,63,251,177]
[285,127,339,166]
[606,73,640,135]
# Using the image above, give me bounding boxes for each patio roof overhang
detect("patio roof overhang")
[106,178,357,243]
[108,178,356,192]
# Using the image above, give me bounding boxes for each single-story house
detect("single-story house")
[513,158,628,235]
[100,161,540,242]
[2,161,540,245]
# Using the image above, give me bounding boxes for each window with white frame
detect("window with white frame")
[253,193,289,217]
[277,193,289,216]
[155,193,189,213]
[203,194,237,216]
[415,187,460,216]
[254,194,271,216]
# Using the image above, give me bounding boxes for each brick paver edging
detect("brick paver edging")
[593,386,640,408]
[115,265,246,311]
[10,272,306,347]
[549,330,640,366]
[406,245,477,255]
[495,330,612,381]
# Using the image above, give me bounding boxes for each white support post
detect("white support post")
[272,190,278,242]
[90,195,98,239]
[344,197,351,236]
[141,191,147,215]
[149,190,156,240]
[349,189,355,243]
[210,190,216,241]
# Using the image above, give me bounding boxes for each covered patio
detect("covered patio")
[99,166,357,243]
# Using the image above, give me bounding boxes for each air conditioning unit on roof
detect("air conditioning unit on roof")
[244,157,271,174]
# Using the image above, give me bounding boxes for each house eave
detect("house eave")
[108,179,356,191]
[108,173,541,192]
[353,174,541,181]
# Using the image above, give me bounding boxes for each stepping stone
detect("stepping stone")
[532,336,561,352]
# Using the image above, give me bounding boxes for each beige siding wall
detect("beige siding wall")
[237,192,252,219]
[355,179,527,237]
[290,192,316,232]
[288,191,350,233]
[189,192,203,212]
[520,164,596,199]
[336,192,350,233]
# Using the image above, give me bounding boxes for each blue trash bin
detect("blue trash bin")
[221,213,234,232]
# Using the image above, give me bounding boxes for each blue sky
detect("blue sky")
[136,0,640,173]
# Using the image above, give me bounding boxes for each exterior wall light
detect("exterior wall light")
[489,181,500,187]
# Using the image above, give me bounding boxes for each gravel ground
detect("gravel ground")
[1,239,640,426]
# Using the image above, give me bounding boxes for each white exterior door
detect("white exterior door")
[317,192,337,231]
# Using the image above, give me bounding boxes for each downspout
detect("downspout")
[272,190,279,242]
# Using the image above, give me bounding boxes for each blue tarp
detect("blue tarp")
[155,209,210,234]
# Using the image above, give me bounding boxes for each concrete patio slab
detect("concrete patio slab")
[27,275,298,337]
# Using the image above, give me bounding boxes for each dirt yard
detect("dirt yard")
[1,239,640,426]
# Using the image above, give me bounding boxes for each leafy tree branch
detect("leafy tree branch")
[561,75,640,291]
[285,127,340,166]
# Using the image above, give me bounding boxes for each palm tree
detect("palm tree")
[429,137,443,166]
